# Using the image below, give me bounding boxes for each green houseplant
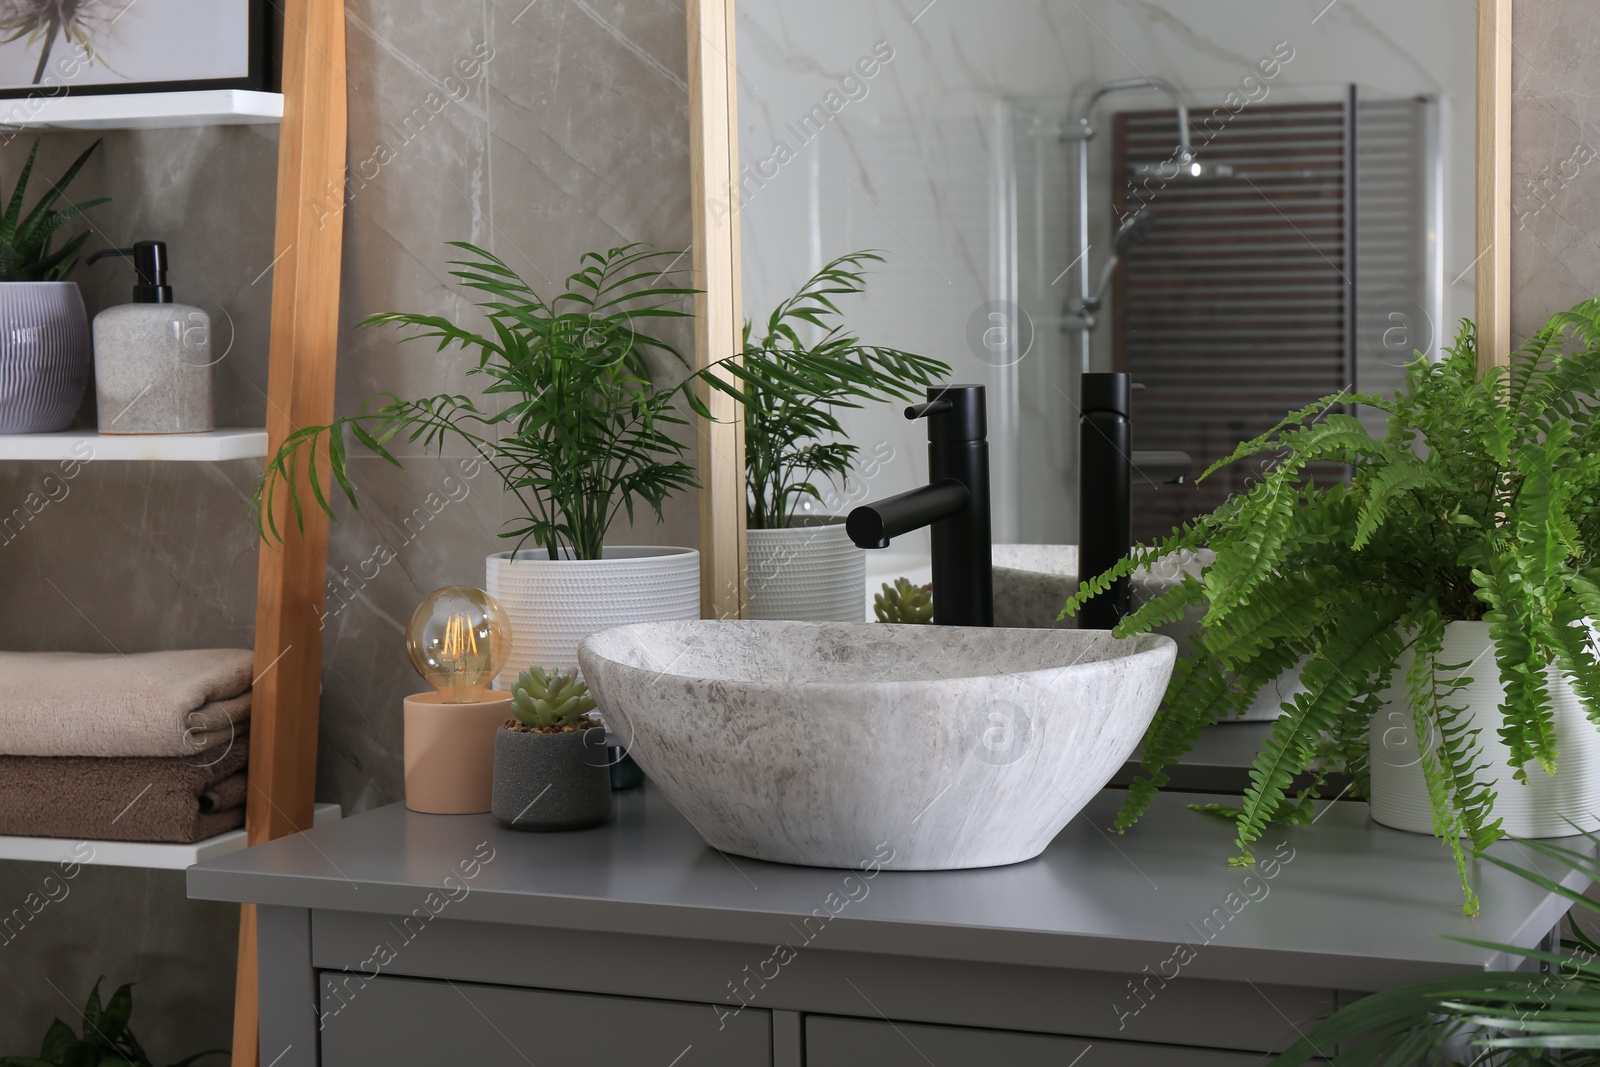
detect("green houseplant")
[492,666,609,830]
[1272,830,1600,1065]
[255,241,912,669]
[1066,299,1600,914]
[0,136,107,434]
[741,251,948,621]
[0,977,222,1067]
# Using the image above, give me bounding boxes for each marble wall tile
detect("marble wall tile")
[1510,0,1600,339]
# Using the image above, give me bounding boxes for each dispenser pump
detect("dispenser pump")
[88,241,172,304]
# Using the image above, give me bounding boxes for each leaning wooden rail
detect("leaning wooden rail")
[231,0,347,1063]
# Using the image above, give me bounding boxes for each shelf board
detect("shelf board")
[0,428,268,462]
[0,89,283,130]
[0,802,341,871]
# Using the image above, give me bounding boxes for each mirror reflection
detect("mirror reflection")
[734,0,1474,630]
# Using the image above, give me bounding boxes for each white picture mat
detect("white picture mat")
[0,1,252,89]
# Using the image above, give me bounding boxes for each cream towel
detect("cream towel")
[0,648,254,757]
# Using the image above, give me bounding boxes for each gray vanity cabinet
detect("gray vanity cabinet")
[805,1015,1266,1066]
[318,975,772,1066]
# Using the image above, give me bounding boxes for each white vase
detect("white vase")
[0,281,90,433]
[1368,620,1600,838]
[485,546,700,682]
[746,521,865,622]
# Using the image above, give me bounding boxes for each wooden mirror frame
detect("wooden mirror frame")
[686,0,1519,608]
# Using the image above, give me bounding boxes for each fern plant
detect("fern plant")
[1065,299,1600,915]
[743,251,948,529]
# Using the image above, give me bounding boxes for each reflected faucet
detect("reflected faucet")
[847,385,993,627]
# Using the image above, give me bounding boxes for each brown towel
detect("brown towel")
[200,772,248,814]
[0,649,253,757]
[0,740,249,844]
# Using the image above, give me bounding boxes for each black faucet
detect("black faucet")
[1078,371,1194,630]
[1078,373,1133,630]
[847,385,993,627]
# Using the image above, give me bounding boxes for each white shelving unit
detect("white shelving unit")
[0,802,341,871]
[0,89,283,131]
[0,428,269,462]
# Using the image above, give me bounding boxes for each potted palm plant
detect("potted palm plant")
[742,252,948,621]
[255,241,893,671]
[0,137,106,434]
[1068,299,1600,915]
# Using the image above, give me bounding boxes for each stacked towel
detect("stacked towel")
[0,649,254,842]
[0,648,253,757]
[0,741,249,843]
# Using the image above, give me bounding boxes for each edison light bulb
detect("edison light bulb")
[405,586,513,703]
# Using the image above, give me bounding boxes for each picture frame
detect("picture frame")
[0,0,268,99]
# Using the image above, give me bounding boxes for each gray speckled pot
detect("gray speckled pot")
[491,725,612,831]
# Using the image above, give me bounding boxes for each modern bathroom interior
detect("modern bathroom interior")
[0,1,1596,1065]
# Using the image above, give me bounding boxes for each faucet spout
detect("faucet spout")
[846,480,970,549]
[847,385,993,627]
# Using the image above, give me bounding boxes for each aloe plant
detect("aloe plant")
[874,578,933,624]
[1066,299,1600,914]
[0,977,222,1067]
[0,137,106,282]
[510,667,596,730]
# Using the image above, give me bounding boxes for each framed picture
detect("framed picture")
[0,0,267,98]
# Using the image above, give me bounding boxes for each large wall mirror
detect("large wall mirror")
[689,0,1510,620]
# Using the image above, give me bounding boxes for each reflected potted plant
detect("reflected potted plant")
[741,251,948,621]
[492,666,610,830]
[1068,299,1600,914]
[0,137,106,434]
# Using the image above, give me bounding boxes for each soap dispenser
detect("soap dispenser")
[88,241,213,434]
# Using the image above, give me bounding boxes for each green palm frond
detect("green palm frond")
[730,251,951,529]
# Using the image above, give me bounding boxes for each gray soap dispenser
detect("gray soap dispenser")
[88,241,213,434]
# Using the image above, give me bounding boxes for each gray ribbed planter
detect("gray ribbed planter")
[491,724,612,831]
[0,282,90,433]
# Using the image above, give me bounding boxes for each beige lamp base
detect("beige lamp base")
[403,691,513,814]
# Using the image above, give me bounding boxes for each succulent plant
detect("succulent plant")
[510,667,597,730]
[874,578,933,624]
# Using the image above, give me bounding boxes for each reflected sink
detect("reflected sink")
[992,544,1213,647]
[578,621,1176,870]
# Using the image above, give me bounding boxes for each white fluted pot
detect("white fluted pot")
[485,547,700,682]
[1369,621,1600,838]
[0,282,90,433]
[746,521,865,623]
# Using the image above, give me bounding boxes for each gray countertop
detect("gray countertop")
[188,786,1584,993]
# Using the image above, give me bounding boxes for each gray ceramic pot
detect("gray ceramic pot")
[491,724,612,831]
[0,281,90,433]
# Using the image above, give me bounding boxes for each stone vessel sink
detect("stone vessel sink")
[578,621,1176,870]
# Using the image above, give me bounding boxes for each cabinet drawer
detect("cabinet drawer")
[319,974,769,1066]
[806,1015,1263,1066]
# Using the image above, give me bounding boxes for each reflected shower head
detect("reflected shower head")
[1112,213,1153,257]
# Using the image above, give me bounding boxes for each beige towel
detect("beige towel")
[0,740,249,843]
[0,649,253,757]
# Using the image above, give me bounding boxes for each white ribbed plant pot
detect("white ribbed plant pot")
[746,521,865,623]
[1369,621,1600,839]
[485,546,700,682]
[0,281,90,433]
